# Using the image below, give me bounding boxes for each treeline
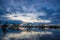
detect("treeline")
[19,25,60,29]
[0,24,60,30]
[7,24,60,29]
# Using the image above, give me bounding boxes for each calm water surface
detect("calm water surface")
[0,28,60,40]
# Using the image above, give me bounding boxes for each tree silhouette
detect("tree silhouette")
[1,22,8,35]
[10,24,19,30]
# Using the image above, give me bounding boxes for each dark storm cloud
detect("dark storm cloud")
[0,0,10,10]
[0,0,60,24]
[0,0,60,13]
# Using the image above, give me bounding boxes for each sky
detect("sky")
[0,0,60,24]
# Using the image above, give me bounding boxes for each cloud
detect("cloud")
[0,0,60,24]
[4,12,51,23]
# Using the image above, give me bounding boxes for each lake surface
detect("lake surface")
[0,28,60,40]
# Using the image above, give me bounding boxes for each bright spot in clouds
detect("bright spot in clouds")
[5,12,51,23]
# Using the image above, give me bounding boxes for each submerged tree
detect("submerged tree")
[1,22,8,35]
[10,24,19,30]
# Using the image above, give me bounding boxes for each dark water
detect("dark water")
[39,29,60,40]
[0,28,60,40]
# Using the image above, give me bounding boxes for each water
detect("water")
[0,28,60,40]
